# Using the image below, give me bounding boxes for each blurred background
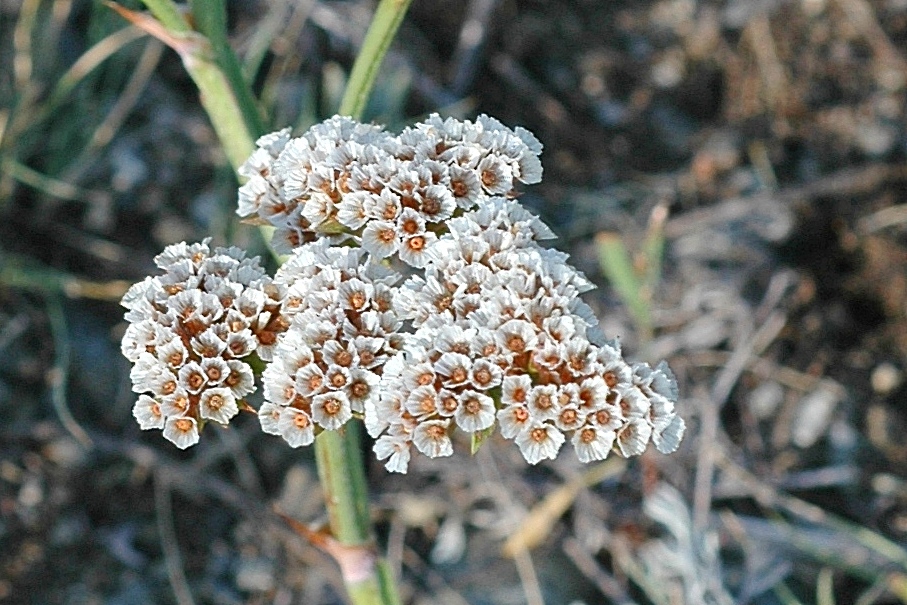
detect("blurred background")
[3,0,907,603]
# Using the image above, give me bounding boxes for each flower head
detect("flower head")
[121,239,281,448]
[365,200,684,471]
[258,240,404,447]
[236,114,545,266]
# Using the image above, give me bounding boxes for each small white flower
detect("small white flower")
[190,327,227,358]
[133,395,165,430]
[477,155,514,195]
[468,358,503,390]
[398,231,438,268]
[527,384,559,421]
[177,362,207,395]
[278,407,316,447]
[337,279,373,312]
[572,426,616,463]
[200,357,230,386]
[160,390,191,418]
[617,386,650,419]
[563,340,597,377]
[258,402,282,435]
[155,335,188,369]
[224,360,256,398]
[199,387,239,424]
[222,329,257,358]
[515,422,565,464]
[324,364,352,391]
[336,191,371,230]
[454,390,496,432]
[311,391,352,430]
[132,356,176,396]
[121,320,159,362]
[402,362,437,391]
[516,150,543,185]
[405,385,440,418]
[163,416,200,449]
[364,188,402,221]
[347,368,379,412]
[589,402,624,431]
[362,220,399,258]
[577,376,608,410]
[554,405,586,432]
[419,185,456,221]
[616,417,653,457]
[497,403,532,439]
[395,207,427,238]
[262,365,297,406]
[374,434,412,473]
[413,419,454,458]
[301,192,336,229]
[543,315,576,343]
[434,352,472,388]
[154,240,210,270]
[653,415,685,454]
[501,375,532,407]
[495,319,538,355]
[295,363,326,396]
[364,393,398,437]
[351,336,387,369]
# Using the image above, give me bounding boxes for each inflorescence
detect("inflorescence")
[121,114,684,471]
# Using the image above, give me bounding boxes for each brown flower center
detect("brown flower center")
[294,414,310,429]
[208,394,224,410]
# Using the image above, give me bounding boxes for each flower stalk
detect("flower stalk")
[338,0,415,119]
[311,2,413,601]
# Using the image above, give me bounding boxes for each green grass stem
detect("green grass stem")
[338,0,414,119]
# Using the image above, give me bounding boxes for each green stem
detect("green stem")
[189,0,265,138]
[315,425,372,545]
[338,0,414,119]
[312,1,412,603]
[133,0,259,171]
[139,0,190,33]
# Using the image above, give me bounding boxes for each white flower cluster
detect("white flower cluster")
[236,114,543,260]
[122,114,685,471]
[120,240,286,448]
[364,198,685,472]
[257,241,404,447]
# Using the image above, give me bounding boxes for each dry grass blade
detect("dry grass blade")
[693,309,787,530]
[502,458,625,557]
[50,26,148,106]
[154,471,197,605]
[59,38,165,185]
[716,450,907,602]
[45,294,93,449]
[2,158,110,207]
[0,251,130,301]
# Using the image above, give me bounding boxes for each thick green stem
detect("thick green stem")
[189,0,265,139]
[182,48,258,172]
[338,0,414,119]
[127,0,258,171]
[311,2,412,603]
[315,425,372,545]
